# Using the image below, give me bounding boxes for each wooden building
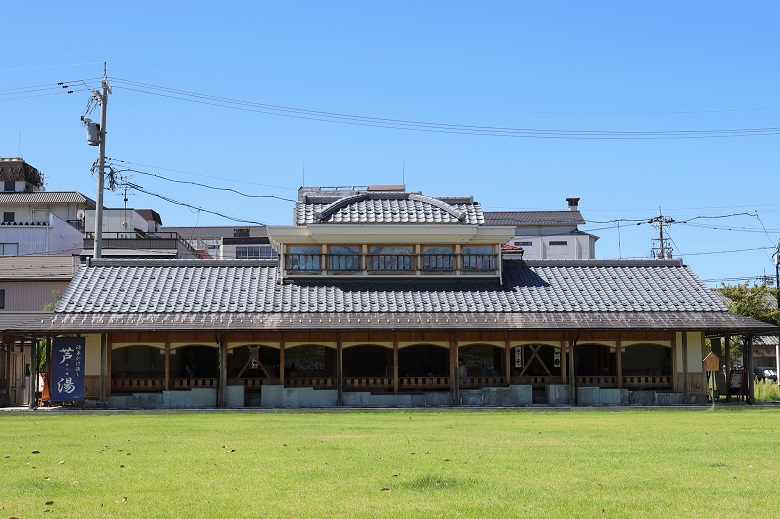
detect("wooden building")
[1,186,776,408]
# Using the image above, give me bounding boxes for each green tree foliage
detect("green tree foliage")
[718,282,780,326]
[715,282,780,365]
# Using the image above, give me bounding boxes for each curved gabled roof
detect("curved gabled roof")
[296,192,484,225]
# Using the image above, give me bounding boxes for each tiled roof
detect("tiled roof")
[0,191,95,206]
[57,258,728,315]
[483,211,585,226]
[296,193,484,225]
[162,225,268,239]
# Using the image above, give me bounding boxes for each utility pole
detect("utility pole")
[90,64,111,259]
[648,209,675,259]
[773,239,780,380]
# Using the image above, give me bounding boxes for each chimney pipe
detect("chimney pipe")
[566,197,580,211]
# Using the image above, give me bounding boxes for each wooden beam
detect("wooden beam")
[724,334,731,403]
[682,332,689,402]
[504,339,511,383]
[164,341,170,391]
[336,334,343,406]
[616,339,623,389]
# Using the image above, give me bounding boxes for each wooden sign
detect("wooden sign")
[703,352,720,372]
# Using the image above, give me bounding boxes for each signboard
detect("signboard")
[514,346,523,368]
[703,352,720,372]
[51,337,85,402]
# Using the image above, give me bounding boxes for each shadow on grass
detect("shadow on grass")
[400,474,478,491]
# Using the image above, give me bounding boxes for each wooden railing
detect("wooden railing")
[460,376,507,388]
[171,378,217,389]
[510,375,564,387]
[343,377,393,390]
[227,378,281,388]
[112,378,165,391]
[285,377,336,388]
[622,375,672,388]
[399,376,450,390]
[576,376,617,387]
[285,253,498,275]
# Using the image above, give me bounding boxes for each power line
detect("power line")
[107,77,780,140]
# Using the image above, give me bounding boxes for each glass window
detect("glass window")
[0,243,18,256]
[236,246,277,259]
[462,245,495,271]
[422,245,453,271]
[369,245,413,271]
[3,181,14,192]
[514,241,532,246]
[0,289,4,309]
[549,241,568,246]
[329,245,360,271]
[3,212,14,223]
[288,245,320,272]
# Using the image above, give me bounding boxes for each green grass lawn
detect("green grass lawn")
[1,408,778,518]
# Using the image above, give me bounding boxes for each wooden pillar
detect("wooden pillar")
[451,333,458,405]
[746,335,754,405]
[218,335,226,408]
[569,338,577,404]
[106,334,113,397]
[393,340,399,394]
[671,332,678,393]
[561,340,568,384]
[336,334,343,406]
[724,334,731,403]
[616,339,623,389]
[682,332,689,402]
[164,341,170,390]
[504,339,511,383]
[279,340,285,386]
[100,334,107,402]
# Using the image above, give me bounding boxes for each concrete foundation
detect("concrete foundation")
[225,385,244,408]
[546,384,570,405]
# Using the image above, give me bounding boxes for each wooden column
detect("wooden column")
[672,332,678,393]
[561,340,568,384]
[682,332,689,402]
[504,339,511,384]
[336,334,343,406]
[106,334,113,397]
[164,341,170,390]
[451,333,458,404]
[100,334,107,402]
[724,334,731,403]
[279,340,285,386]
[218,335,226,408]
[393,340,399,394]
[746,335,754,405]
[616,339,623,389]
[568,338,576,404]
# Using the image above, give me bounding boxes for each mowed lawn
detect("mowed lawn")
[1,408,778,518]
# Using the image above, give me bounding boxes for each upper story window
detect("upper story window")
[422,245,454,272]
[288,245,321,272]
[369,245,413,272]
[549,241,568,246]
[462,245,495,271]
[329,245,360,271]
[0,243,19,256]
[236,245,277,259]
[3,212,14,223]
[514,241,532,246]
[0,289,4,309]
[3,181,14,192]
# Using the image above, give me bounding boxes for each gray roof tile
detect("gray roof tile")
[58,258,729,315]
[484,211,585,226]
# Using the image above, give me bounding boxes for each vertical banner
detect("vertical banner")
[51,337,85,401]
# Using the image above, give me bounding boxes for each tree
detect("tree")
[715,282,780,365]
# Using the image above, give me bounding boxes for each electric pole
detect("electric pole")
[91,64,111,259]
[648,209,675,259]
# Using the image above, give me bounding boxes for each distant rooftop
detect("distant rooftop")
[0,157,44,187]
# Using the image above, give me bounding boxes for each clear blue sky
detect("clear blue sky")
[2,2,778,286]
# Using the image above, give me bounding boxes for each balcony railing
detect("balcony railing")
[285,253,498,275]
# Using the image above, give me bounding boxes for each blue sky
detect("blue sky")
[2,2,778,286]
